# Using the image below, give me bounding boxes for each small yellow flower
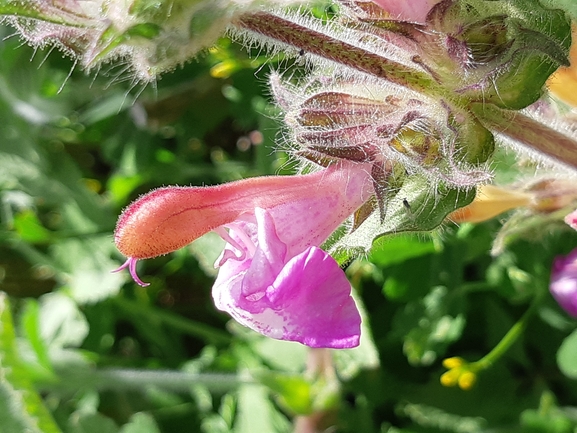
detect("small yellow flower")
[440,357,477,390]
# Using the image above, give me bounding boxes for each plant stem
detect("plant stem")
[471,290,544,371]
[39,367,253,393]
[471,103,577,171]
[234,11,440,96]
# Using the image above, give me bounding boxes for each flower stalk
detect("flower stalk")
[471,103,577,171]
[441,289,545,390]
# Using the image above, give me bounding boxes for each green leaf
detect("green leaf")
[119,413,161,433]
[331,178,475,263]
[392,286,466,366]
[0,292,63,433]
[20,299,54,376]
[557,329,577,379]
[13,210,52,243]
[542,0,577,20]
[233,384,290,433]
[369,234,437,268]
[67,412,119,433]
[256,372,313,415]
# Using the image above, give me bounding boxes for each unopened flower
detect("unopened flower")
[114,162,374,348]
[449,185,532,223]
[550,249,577,317]
[2,0,304,81]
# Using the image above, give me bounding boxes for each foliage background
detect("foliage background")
[2,13,577,433]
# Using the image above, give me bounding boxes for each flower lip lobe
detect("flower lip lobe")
[212,209,362,349]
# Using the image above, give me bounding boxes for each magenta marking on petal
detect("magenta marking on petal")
[112,257,150,287]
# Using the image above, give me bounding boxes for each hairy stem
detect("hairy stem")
[472,103,577,171]
[234,11,441,96]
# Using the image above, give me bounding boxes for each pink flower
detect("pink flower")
[114,162,373,348]
[550,249,577,317]
[370,0,442,23]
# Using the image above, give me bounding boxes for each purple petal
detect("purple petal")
[266,246,361,348]
[214,244,361,349]
[551,250,577,317]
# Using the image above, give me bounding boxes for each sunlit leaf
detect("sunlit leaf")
[0,292,62,433]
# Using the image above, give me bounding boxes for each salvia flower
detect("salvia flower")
[114,162,374,348]
[550,248,577,317]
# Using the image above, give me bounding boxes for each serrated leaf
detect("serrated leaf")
[331,177,475,263]
[0,292,62,433]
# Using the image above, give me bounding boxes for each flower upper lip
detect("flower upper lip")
[114,162,374,260]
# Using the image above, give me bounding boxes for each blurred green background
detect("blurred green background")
[2,20,577,433]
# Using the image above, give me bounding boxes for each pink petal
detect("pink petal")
[239,210,287,300]
[564,209,577,231]
[214,244,361,349]
[371,0,441,23]
[267,246,361,348]
[551,249,577,317]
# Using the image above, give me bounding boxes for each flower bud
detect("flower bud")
[271,71,493,191]
[2,0,304,81]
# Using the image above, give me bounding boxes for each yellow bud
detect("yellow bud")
[210,60,240,79]
[458,371,477,390]
[440,369,460,387]
[442,357,464,369]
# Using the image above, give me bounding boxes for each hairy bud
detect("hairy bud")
[1,0,304,81]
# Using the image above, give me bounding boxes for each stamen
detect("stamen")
[224,224,257,256]
[112,257,150,287]
[213,226,248,262]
